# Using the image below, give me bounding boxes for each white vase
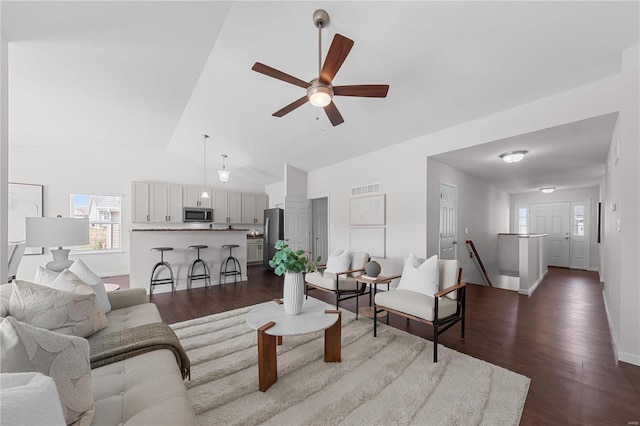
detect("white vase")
[283,271,304,315]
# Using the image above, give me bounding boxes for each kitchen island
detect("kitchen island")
[130,228,249,294]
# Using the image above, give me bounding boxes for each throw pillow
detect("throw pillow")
[0,317,94,425]
[33,266,60,285]
[396,254,440,296]
[0,372,66,426]
[325,250,351,274]
[9,280,107,338]
[69,259,111,313]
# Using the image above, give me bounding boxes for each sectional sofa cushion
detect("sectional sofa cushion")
[0,317,94,425]
[9,280,107,338]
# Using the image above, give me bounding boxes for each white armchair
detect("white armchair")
[374,259,465,362]
[305,251,370,318]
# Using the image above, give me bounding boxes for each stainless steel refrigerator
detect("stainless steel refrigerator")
[263,208,284,269]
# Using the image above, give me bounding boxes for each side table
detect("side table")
[246,298,341,392]
[356,274,401,319]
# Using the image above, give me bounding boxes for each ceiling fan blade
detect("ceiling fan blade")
[252,62,309,89]
[333,85,389,98]
[324,101,344,126]
[319,34,354,84]
[272,96,309,117]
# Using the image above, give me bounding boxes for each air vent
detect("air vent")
[351,183,380,196]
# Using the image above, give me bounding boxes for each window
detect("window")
[70,193,121,251]
[573,205,585,236]
[518,207,528,234]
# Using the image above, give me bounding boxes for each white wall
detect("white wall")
[602,45,640,366]
[427,158,510,285]
[284,164,307,198]
[1,34,8,284]
[9,146,265,280]
[511,186,600,272]
[266,180,284,209]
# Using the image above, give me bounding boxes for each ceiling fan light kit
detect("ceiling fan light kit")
[307,79,333,107]
[251,9,389,126]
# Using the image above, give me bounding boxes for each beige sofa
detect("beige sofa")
[0,284,196,426]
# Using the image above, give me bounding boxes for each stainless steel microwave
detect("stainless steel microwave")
[183,207,213,223]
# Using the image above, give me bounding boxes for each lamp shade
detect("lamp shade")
[26,217,89,248]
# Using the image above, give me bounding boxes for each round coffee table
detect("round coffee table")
[246,298,342,392]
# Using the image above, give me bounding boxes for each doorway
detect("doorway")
[528,200,590,269]
[311,197,329,263]
[439,182,457,260]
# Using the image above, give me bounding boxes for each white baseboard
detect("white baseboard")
[517,269,547,296]
[601,291,640,366]
[99,271,129,278]
[618,351,640,366]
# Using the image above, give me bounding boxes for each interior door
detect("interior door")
[530,202,570,267]
[569,200,590,270]
[439,183,457,260]
[312,198,328,262]
[285,197,311,253]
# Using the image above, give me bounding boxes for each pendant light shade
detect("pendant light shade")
[201,134,210,198]
[218,154,230,183]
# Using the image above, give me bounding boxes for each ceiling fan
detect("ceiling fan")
[251,9,389,127]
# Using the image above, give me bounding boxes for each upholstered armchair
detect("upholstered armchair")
[305,251,370,318]
[374,259,465,362]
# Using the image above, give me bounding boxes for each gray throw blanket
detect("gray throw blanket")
[89,323,191,380]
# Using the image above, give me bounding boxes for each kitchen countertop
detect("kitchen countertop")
[131,228,250,232]
[247,234,264,239]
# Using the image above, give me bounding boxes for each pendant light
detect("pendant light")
[201,134,210,198]
[218,154,230,183]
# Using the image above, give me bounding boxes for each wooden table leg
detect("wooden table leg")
[276,336,283,345]
[257,321,277,392]
[324,310,342,362]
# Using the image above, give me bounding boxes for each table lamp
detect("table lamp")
[26,216,90,272]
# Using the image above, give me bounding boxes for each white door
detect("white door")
[569,200,590,270]
[530,202,570,267]
[312,198,328,262]
[285,197,311,253]
[439,183,457,260]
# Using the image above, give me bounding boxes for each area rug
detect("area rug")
[170,299,530,426]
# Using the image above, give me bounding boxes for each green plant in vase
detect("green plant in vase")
[268,240,321,276]
[269,240,322,315]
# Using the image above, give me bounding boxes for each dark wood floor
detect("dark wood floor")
[106,266,640,425]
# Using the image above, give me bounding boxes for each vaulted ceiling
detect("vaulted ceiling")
[3,1,639,189]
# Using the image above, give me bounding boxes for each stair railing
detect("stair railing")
[465,240,493,287]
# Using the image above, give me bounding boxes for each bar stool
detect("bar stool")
[149,247,175,296]
[219,244,242,284]
[187,245,211,290]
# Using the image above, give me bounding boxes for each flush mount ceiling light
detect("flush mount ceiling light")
[218,154,230,183]
[201,134,210,199]
[540,187,556,194]
[499,150,528,163]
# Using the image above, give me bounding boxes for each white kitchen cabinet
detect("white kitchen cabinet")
[150,184,183,223]
[214,190,242,224]
[247,238,263,264]
[241,193,268,224]
[132,182,151,223]
[183,186,213,208]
